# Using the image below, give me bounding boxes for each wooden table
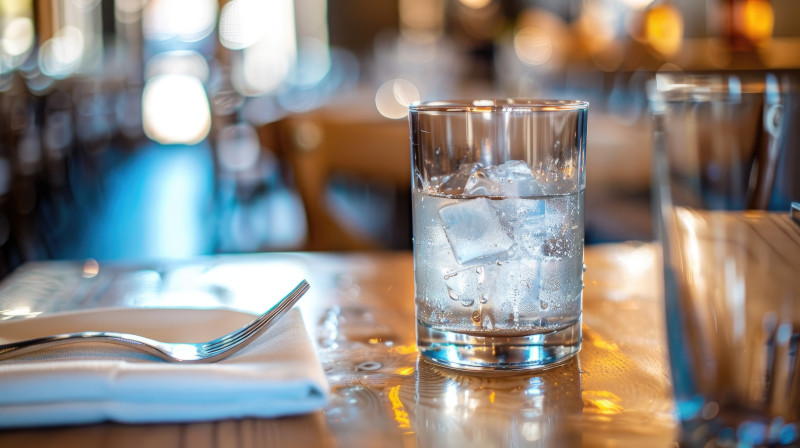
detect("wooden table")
[0,243,677,447]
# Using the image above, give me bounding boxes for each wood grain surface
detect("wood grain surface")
[0,243,677,447]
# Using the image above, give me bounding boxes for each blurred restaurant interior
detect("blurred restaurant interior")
[0,0,798,277]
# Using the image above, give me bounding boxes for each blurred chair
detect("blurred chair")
[276,100,411,251]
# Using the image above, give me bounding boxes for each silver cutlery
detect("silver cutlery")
[0,280,310,363]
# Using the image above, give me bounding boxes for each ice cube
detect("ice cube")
[492,258,542,322]
[439,197,513,264]
[463,160,544,197]
[517,198,546,230]
[443,264,488,307]
[443,263,502,330]
[487,196,545,250]
[440,162,482,195]
[507,198,546,256]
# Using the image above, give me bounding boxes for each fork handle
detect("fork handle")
[0,332,173,362]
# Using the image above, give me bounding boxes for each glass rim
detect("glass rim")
[651,71,800,102]
[408,99,589,113]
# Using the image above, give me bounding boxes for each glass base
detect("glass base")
[416,319,581,372]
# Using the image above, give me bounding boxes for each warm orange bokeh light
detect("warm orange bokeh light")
[644,3,683,57]
[742,0,774,43]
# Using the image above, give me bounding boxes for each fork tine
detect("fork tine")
[200,280,310,357]
[208,281,307,345]
[203,283,307,353]
[200,283,307,357]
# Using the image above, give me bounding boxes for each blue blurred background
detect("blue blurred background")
[0,0,797,277]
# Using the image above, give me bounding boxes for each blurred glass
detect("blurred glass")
[650,71,800,447]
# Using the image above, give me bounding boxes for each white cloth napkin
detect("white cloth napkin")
[0,307,328,428]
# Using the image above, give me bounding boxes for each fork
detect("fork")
[0,280,310,363]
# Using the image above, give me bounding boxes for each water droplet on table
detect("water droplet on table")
[357,361,382,371]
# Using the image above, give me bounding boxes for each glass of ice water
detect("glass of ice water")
[408,99,588,371]
[650,72,800,447]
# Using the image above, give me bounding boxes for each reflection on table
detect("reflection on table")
[0,242,677,447]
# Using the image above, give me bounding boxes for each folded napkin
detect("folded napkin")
[0,307,328,428]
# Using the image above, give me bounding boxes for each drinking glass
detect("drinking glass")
[409,99,588,371]
[650,72,800,447]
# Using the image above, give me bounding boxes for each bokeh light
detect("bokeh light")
[228,0,297,96]
[241,39,294,95]
[142,74,211,145]
[620,0,654,10]
[576,2,619,53]
[145,50,209,83]
[645,3,683,57]
[742,0,774,44]
[82,259,100,278]
[511,8,571,73]
[143,0,218,42]
[218,0,269,50]
[2,17,34,57]
[292,121,323,151]
[514,27,552,66]
[458,0,492,9]
[38,26,85,79]
[375,78,419,119]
